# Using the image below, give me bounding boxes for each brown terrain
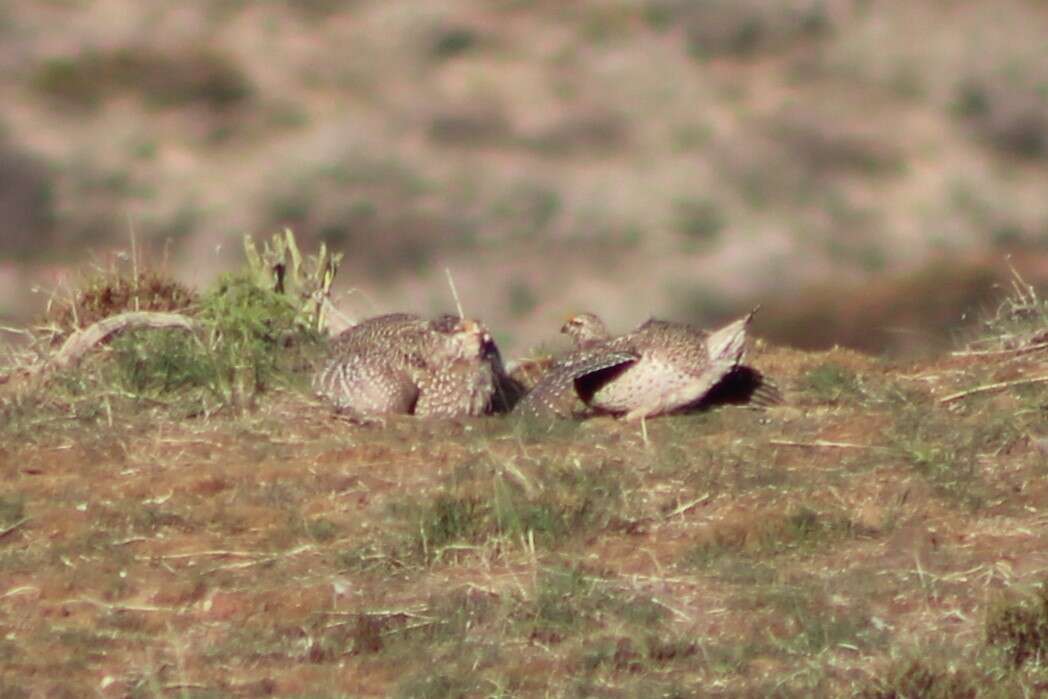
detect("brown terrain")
[0,256,1047,696]
[1,1,1048,697]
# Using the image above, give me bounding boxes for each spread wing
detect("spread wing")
[514,349,637,420]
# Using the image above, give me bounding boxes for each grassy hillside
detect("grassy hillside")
[1,0,1046,353]
[1,263,1046,696]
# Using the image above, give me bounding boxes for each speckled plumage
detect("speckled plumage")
[516,312,753,422]
[313,313,510,419]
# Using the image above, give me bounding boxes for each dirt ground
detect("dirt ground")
[2,339,1046,697]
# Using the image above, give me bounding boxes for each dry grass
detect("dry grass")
[2,273,1047,696]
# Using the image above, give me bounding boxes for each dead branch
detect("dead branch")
[0,311,199,391]
[50,311,198,372]
[939,375,1048,404]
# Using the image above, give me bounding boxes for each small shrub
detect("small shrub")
[430,26,479,60]
[772,112,903,177]
[428,105,512,147]
[195,273,321,404]
[506,280,537,318]
[859,658,978,699]
[103,272,320,411]
[985,583,1048,668]
[523,108,628,155]
[261,154,464,277]
[111,328,210,397]
[46,270,197,337]
[32,47,252,111]
[952,79,1047,161]
[669,0,832,59]
[0,142,56,258]
[492,181,562,240]
[975,265,1048,347]
[674,197,724,250]
[281,0,345,19]
[953,82,991,120]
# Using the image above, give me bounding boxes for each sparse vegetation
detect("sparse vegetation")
[0,141,55,258]
[3,269,1047,695]
[45,269,197,337]
[107,272,319,412]
[649,0,832,59]
[674,196,724,251]
[428,24,481,61]
[798,361,866,404]
[953,77,1048,161]
[3,232,331,430]
[3,0,1046,356]
[32,46,252,111]
[985,581,1048,668]
[2,0,1048,694]
[381,454,631,566]
[685,505,863,565]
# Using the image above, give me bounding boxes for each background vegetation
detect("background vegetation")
[0,6,1046,691]
[0,0,1046,355]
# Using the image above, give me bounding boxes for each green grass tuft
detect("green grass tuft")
[390,457,628,565]
[799,362,865,404]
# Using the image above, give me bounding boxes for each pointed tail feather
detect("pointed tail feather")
[705,310,754,366]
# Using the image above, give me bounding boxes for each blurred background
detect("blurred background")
[0,0,1045,357]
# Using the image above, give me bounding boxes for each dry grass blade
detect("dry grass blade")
[0,517,30,539]
[445,267,466,319]
[140,549,270,561]
[70,597,174,613]
[768,439,888,450]
[0,586,39,599]
[951,341,1048,358]
[664,494,711,519]
[939,375,1048,404]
